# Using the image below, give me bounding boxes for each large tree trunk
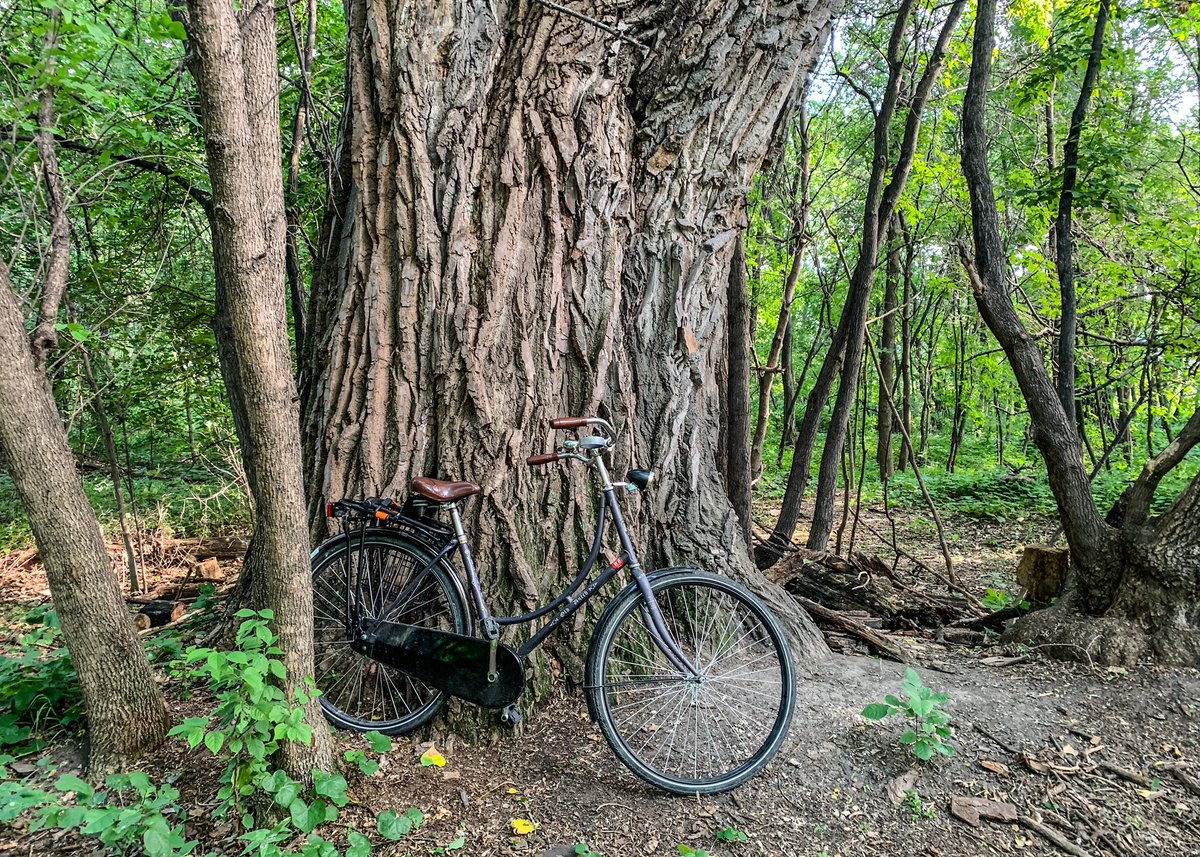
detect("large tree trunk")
[960,0,1200,667]
[0,262,168,774]
[185,0,332,776]
[302,0,837,674]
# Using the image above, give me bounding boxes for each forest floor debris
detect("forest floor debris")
[2,511,1198,855]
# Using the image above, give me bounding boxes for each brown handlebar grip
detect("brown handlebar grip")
[550,417,588,429]
[527,452,560,466]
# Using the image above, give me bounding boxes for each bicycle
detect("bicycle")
[310,416,796,794]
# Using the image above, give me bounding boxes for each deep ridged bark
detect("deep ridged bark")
[302,0,839,669]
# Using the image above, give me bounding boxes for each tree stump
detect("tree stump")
[1015,545,1068,602]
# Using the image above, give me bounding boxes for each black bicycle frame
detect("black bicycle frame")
[340,456,698,677]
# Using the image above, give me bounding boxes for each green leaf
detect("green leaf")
[204,731,225,755]
[142,816,172,857]
[377,809,413,840]
[346,831,373,857]
[314,772,349,807]
[365,732,393,754]
[55,775,93,798]
[913,741,935,761]
[861,703,893,721]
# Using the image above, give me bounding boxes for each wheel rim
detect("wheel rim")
[600,579,788,786]
[313,540,458,728]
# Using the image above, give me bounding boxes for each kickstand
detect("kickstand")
[500,704,523,726]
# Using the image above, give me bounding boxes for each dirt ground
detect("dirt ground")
[3,511,1200,857]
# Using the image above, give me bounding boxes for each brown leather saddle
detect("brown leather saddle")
[410,475,481,503]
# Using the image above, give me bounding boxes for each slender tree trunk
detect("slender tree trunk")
[806,0,967,552]
[79,345,139,592]
[283,0,317,372]
[750,92,813,484]
[780,313,796,452]
[302,0,838,665]
[1054,0,1111,433]
[30,14,71,370]
[875,219,900,478]
[185,0,332,775]
[961,0,1200,666]
[750,233,805,483]
[0,262,168,774]
[897,217,915,471]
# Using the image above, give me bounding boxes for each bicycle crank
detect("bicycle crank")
[354,622,525,709]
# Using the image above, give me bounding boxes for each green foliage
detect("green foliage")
[168,610,312,819]
[0,771,197,857]
[716,826,749,843]
[376,808,424,841]
[861,669,955,762]
[902,789,937,822]
[0,607,82,752]
[676,846,711,857]
[574,845,602,857]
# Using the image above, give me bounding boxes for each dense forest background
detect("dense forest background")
[2,0,1195,553]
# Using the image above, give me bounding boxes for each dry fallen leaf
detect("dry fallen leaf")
[510,818,537,835]
[420,747,447,768]
[981,760,1011,777]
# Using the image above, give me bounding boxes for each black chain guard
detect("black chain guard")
[354,622,525,709]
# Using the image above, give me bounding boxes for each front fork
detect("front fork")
[596,459,701,680]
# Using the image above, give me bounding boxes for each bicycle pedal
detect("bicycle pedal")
[500,704,523,726]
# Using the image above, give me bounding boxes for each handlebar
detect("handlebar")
[550,417,588,429]
[529,416,616,466]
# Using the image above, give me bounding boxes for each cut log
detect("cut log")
[159,536,248,561]
[135,600,186,628]
[150,580,228,601]
[1015,544,1068,601]
[792,595,909,662]
[193,557,223,578]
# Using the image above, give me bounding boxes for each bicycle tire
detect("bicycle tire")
[585,570,795,794]
[311,531,468,735]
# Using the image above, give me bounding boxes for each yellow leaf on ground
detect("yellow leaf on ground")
[510,818,537,835]
[420,747,447,768]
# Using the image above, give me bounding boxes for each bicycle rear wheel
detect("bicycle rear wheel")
[311,531,468,735]
[585,571,795,794]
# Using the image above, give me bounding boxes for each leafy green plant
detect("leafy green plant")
[165,611,419,856]
[902,789,936,821]
[0,771,197,857]
[574,845,602,857]
[676,846,711,857]
[169,609,315,819]
[716,826,748,843]
[862,668,955,761]
[0,606,82,751]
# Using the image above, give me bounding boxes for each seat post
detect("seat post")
[447,503,491,627]
[447,505,468,546]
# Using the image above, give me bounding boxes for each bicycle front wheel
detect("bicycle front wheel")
[311,531,468,735]
[585,571,795,794]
